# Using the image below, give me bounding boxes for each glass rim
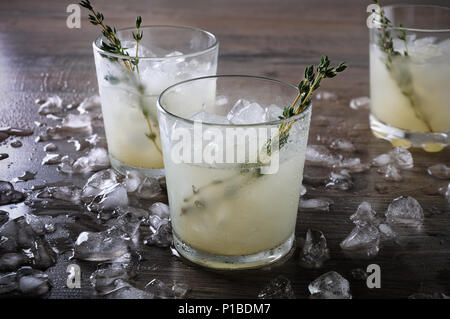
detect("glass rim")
[157,74,311,127]
[92,24,219,60]
[372,4,450,33]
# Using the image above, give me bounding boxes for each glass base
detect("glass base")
[370,115,449,152]
[109,154,165,177]
[173,232,295,270]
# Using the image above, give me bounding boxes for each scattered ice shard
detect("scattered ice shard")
[37,95,63,115]
[306,145,369,172]
[35,185,82,204]
[10,140,22,148]
[378,223,397,240]
[104,280,154,299]
[308,271,351,299]
[0,127,33,137]
[0,153,8,161]
[389,147,414,170]
[299,198,333,212]
[43,143,57,152]
[0,273,18,295]
[13,171,37,183]
[227,99,266,124]
[144,216,172,247]
[377,164,402,181]
[340,224,380,257]
[371,153,391,167]
[60,113,92,133]
[77,95,101,114]
[299,229,330,269]
[300,184,307,196]
[58,148,110,174]
[349,96,370,110]
[73,228,130,262]
[330,139,355,152]
[17,267,52,296]
[0,253,30,271]
[90,262,134,294]
[41,153,62,165]
[349,202,379,226]
[325,170,353,190]
[385,196,424,225]
[258,276,295,299]
[82,169,122,201]
[427,164,450,180]
[125,171,162,199]
[30,237,57,269]
[0,181,25,205]
[87,183,129,213]
[145,279,190,299]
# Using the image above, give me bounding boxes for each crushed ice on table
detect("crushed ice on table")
[340,224,380,257]
[145,279,190,299]
[13,171,37,183]
[87,183,129,213]
[37,95,63,115]
[351,268,368,280]
[0,267,51,297]
[385,196,424,225]
[73,228,131,262]
[43,143,57,152]
[77,95,101,114]
[144,215,172,247]
[427,164,450,180]
[299,198,333,212]
[10,140,22,148]
[349,202,379,226]
[308,271,351,299]
[299,229,330,269]
[325,170,353,190]
[258,276,295,299]
[372,147,413,181]
[82,169,122,201]
[103,279,154,299]
[149,202,170,219]
[306,145,369,172]
[0,181,25,205]
[349,96,370,110]
[41,153,62,165]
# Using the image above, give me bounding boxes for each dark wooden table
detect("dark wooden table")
[0,0,449,299]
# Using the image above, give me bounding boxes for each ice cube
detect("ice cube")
[306,145,336,167]
[371,153,391,167]
[340,224,380,257]
[30,237,57,270]
[60,113,92,133]
[308,271,351,299]
[0,253,30,271]
[385,196,424,224]
[87,183,129,213]
[190,111,230,124]
[38,95,63,115]
[16,267,52,296]
[36,185,82,203]
[0,273,18,295]
[299,229,330,269]
[427,164,450,180]
[73,228,130,262]
[149,202,170,219]
[263,104,283,122]
[144,279,190,299]
[377,164,402,181]
[144,216,172,247]
[41,153,62,165]
[82,169,122,201]
[378,223,397,240]
[330,139,355,152]
[13,171,36,183]
[77,95,101,114]
[72,147,110,173]
[325,170,353,191]
[227,99,266,124]
[349,97,370,110]
[258,276,295,299]
[0,181,25,205]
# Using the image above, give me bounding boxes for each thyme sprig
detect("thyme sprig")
[372,0,432,132]
[182,57,347,214]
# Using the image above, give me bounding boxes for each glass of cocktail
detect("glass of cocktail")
[157,75,311,269]
[93,25,218,175]
[369,5,450,152]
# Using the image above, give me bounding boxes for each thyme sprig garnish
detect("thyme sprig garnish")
[373,0,432,132]
[181,57,347,214]
[80,0,163,155]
